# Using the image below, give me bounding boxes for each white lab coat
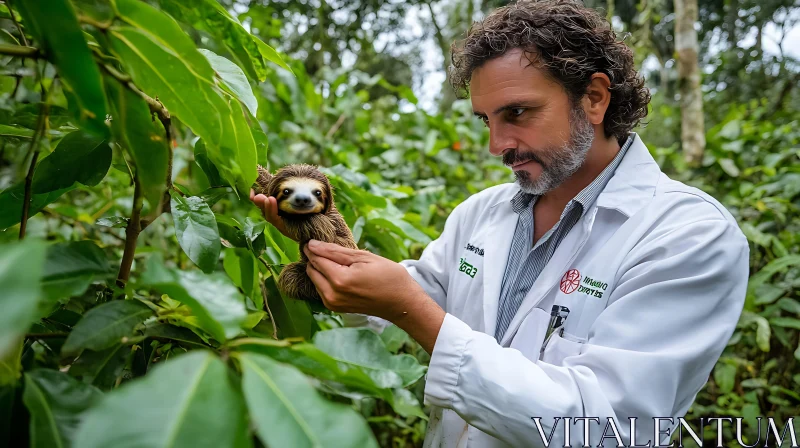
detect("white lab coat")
[350,134,750,447]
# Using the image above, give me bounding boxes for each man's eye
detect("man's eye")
[479,116,489,127]
[510,107,525,117]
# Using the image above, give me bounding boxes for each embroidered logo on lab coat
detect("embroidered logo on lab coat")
[560,269,581,293]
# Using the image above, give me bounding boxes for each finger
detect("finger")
[306,263,336,303]
[307,240,367,266]
[306,249,347,280]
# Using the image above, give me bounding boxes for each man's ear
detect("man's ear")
[582,73,612,127]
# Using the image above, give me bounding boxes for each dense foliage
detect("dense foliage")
[0,0,798,446]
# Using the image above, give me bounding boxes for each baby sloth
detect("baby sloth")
[253,164,358,302]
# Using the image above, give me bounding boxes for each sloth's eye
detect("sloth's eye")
[283,189,290,195]
[314,190,322,197]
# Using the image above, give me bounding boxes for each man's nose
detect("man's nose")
[293,195,312,206]
[488,128,516,157]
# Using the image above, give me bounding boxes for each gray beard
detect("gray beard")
[514,108,595,196]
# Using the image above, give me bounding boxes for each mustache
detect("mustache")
[503,149,546,167]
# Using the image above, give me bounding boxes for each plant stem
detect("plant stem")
[260,280,279,340]
[18,80,50,240]
[4,0,29,46]
[117,177,143,287]
[18,150,40,239]
[0,43,39,58]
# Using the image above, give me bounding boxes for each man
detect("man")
[251,1,749,446]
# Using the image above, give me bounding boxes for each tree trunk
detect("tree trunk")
[674,0,705,166]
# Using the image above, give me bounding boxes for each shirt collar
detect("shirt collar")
[509,133,635,216]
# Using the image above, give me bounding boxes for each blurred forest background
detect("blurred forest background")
[0,0,798,446]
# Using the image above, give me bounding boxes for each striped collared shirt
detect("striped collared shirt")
[494,135,634,340]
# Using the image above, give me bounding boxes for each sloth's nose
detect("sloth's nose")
[293,195,312,206]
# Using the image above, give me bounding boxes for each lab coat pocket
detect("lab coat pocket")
[509,307,550,362]
[540,332,585,365]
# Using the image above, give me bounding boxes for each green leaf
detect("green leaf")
[313,328,426,388]
[0,185,71,230]
[23,369,103,448]
[142,323,208,348]
[199,49,258,117]
[106,77,168,208]
[390,388,427,420]
[223,248,261,308]
[0,124,34,138]
[0,131,112,229]
[15,0,108,135]
[74,351,250,448]
[95,217,128,228]
[238,352,378,448]
[740,312,771,352]
[769,317,800,330]
[263,267,317,340]
[62,300,152,355]
[31,131,112,194]
[379,325,409,353]
[41,241,112,303]
[713,363,736,394]
[718,158,740,177]
[170,192,221,273]
[777,298,800,315]
[193,139,223,187]
[0,240,46,358]
[157,0,267,82]
[68,345,128,389]
[140,255,247,342]
[108,26,254,194]
[254,38,294,74]
[112,0,213,77]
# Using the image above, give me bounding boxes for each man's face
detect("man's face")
[470,48,595,195]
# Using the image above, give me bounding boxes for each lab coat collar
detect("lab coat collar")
[593,133,660,217]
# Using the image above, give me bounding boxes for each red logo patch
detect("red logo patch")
[560,269,581,294]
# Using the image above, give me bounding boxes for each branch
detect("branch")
[0,44,41,58]
[260,280,279,340]
[5,0,29,46]
[117,177,143,287]
[78,14,112,31]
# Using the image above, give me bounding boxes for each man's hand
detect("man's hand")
[304,240,446,353]
[249,189,293,240]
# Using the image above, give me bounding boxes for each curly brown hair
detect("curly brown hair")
[450,0,650,142]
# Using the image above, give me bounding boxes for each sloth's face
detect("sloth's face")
[275,177,327,215]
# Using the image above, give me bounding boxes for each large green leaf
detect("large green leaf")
[0,240,46,358]
[0,124,34,139]
[199,49,258,117]
[313,328,426,388]
[15,0,108,135]
[238,352,378,448]
[62,300,153,356]
[106,77,168,208]
[263,267,317,340]
[112,0,213,78]
[223,248,261,308]
[41,241,112,303]
[157,0,267,82]
[231,339,424,418]
[170,192,221,273]
[140,256,247,342]
[109,26,256,195]
[74,351,250,448]
[23,369,102,448]
[0,131,111,230]
[31,131,112,193]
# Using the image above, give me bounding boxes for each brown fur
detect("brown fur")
[254,164,359,301]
